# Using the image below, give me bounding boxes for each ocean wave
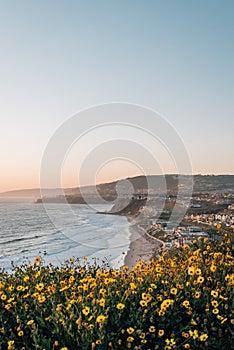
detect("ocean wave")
[0,200,130,270]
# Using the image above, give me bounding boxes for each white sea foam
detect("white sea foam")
[0,199,131,270]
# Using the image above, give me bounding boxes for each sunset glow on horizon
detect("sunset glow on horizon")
[0,1,233,193]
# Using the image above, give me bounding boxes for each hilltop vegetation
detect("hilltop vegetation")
[2,175,234,201]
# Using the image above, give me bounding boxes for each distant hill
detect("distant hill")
[192,174,234,193]
[1,175,233,199]
[0,188,75,198]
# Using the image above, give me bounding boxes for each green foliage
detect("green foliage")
[0,233,233,349]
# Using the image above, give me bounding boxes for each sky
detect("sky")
[0,0,234,192]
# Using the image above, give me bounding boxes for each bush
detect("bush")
[0,233,233,349]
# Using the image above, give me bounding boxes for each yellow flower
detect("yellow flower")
[127,327,134,334]
[23,276,29,282]
[35,282,44,291]
[35,271,41,278]
[189,329,199,339]
[183,344,190,349]
[142,292,152,301]
[210,264,217,272]
[149,326,155,333]
[211,300,219,308]
[34,256,41,264]
[170,287,178,295]
[27,320,34,325]
[139,300,147,307]
[122,265,129,271]
[18,330,24,336]
[60,348,68,350]
[98,298,105,307]
[130,282,137,290]
[69,275,75,283]
[38,295,46,303]
[187,266,195,275]
[155,265,163,273]
[75,318,82,325]
[182,332,189,338]
[165,338,176,346]
[182,300,190,308]
[197,276,204,284]
[225,274,234,285]
[116,303,125,310]
[211,290,218,298]
[8,339,15,350]
[82,306,90,316]
[8,285,14,291]
[161,299,174,308]
[158,329,164,336]
[127,336,134,342]
[158,309,165,316]
[17,285,24,291]
[99,288,106,296]
[56,304,63,312]
[212,308,219,314]
[96,314,106,323]
[194,291,200,298]
[200,333,208,341]
[112,270,120,277]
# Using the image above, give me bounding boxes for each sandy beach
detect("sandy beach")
[124,222,163,269]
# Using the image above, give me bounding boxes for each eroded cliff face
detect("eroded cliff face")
[108,197,147,217]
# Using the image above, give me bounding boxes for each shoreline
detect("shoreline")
[124,220,164,269]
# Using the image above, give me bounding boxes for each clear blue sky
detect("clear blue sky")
[0,0,233,191]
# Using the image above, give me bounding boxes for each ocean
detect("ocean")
[0,198,131,271]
